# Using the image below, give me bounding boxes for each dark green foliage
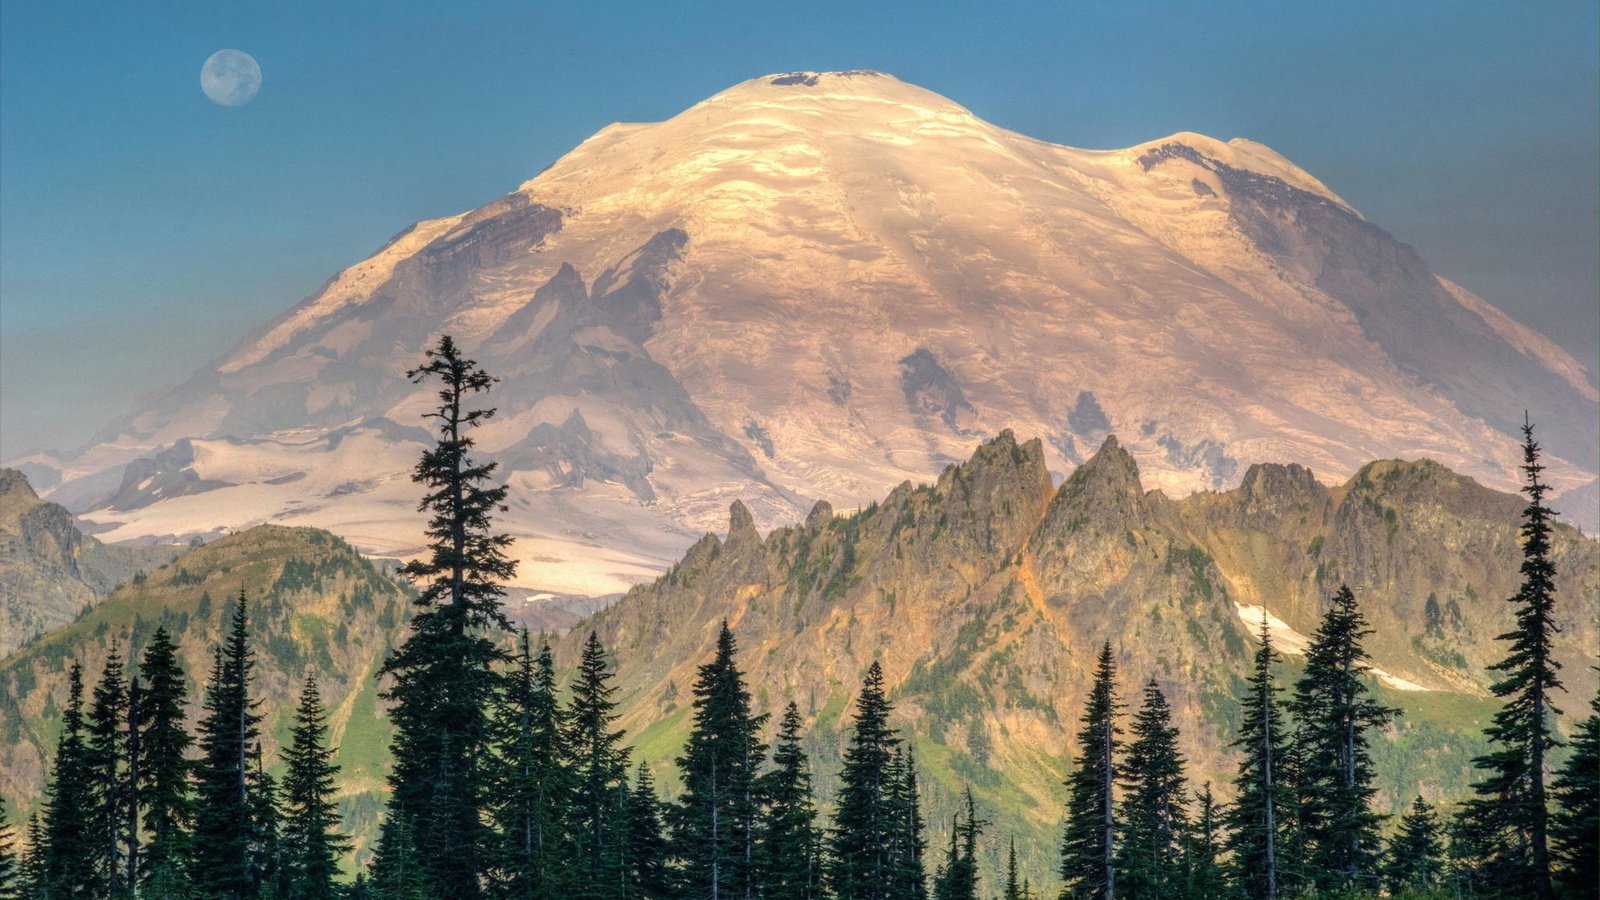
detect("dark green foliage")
[930,788,982,900]
[1285,584,1398,893]
[0,795,15,898]
[1001,837,1023,900]
[43,663,100,895]
[487,632,574,898]
[86,643,132,895]
[624,766,674,899]
[885,748,928,900]
[282,675,350,900]
[382,335,518,897]
[191,593,265,899]
[672,621,767,899]
[1059,643,1121,900]
[1382,796,1443,895]
[1224,616,1289,900]
[136,626,195,895]
[1183,785,1225,900]
[827,661,903,900]
[19,815,45,900]
[251,748,288,899]
[758,703,822,900]
[567,631,631,899]
[1550,687,1598,897]
[368,813,427,900]
[1458,418,1563,900]
[1116,679,1188,899]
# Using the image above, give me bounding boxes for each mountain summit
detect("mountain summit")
[23,71,1596,594]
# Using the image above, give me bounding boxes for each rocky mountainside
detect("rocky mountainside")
[0,468,175,657]
[564,431,1599,878]
[12,71,1594,597]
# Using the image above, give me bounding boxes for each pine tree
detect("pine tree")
[18,815,45,900]
[624,765,674,899]
[1285,584,1397,893]
[1182,785,1225,900]
[0,795,15,899]
[567,631,632,899]
[136,626,195,896]
[886,747,928,900]
[282,675,350,900]
[1223,615,1289,900]
[930,788,982,900]
[1060,642,1122,900]
[487,631,574,899]
[828,661,901,900]
[1115,679,1188,899]
[673,622,767,900]
[1382,796,1443,896]
[250,745,287,899]
[1002,837,1023,900]
[369,813,427,900]
[382,334,517,897]
[85,643,132,895]
[758,702,822,900]
[43,662,100,895]
[1550,686,1598,897]
[1459,416,1564,900]
[191,592,265,899]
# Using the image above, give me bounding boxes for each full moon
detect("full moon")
[201,50,261,107]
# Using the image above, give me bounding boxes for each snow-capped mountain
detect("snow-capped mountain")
[24,71,1597,595]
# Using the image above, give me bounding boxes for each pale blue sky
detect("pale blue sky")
[1,1,1595,458]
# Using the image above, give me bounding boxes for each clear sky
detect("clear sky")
[1,1,1596,459]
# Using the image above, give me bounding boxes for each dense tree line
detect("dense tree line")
[2,342,1594,900]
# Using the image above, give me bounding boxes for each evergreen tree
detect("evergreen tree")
[758,702,822,900]
[382,334,517,897]
[1059,642,1121,900]
[1285,584,1397,893]
[930,789,981,900]
[137,626,194,897]
[486,631,573,899]
[1115,679,1188,899]
[886,748,928,900]
[672,622,766,900]
[43,662,100,895]
[125,674,144,894]
[827,661,902,900]
[85,644,132,895]
[18,815,45,900]
[250,746,287,900]
[1550,686,1598,897]
[368,813,427,900]
[1002,837,1022,900]
[567,631,632,899]
[1223,615,1289,900]
[1459,416,1564,900]
[191,593,265,899]
[624,766,674,899]
[1182,785,1225,900]
[0,795,15,899]
[282,675,350,900]
[1382,796,1443,896]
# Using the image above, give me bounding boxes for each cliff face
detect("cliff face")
[0,468,175,656]
[566,431,1599,876]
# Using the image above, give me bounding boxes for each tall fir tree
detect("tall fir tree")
[1459,416,1564,900]
[136,626,194,896]
[382,334,517,897]
[250,745,287,899]
[85,643,131,895]
[567,631,632,899]
[758,702,822,900]
[1059,642,1122,900]
[124,673,144,893]
[1549,686,1598,897]
[1115,679,1188,900]
[1002,837,1023,900]
[1285,584,1397,893]
[43,662,100,896]
[624,765,674,899]
[1381,796,1444,896]
[281,675,349,900]
[368,812,427,900]
[672,622,767,900]
[886,747,928,900]
[0,795,15,899]
[827,661,901,900]
[1223,615,1289,900]
[1182,785,1225,900]
[191,592,265,900]
[18,815,45,900]
[930,788,982,900]
[487,632,574,899]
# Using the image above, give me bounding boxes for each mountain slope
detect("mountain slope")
[565,431,1599,880]
[0,468,175,657]
[22,70,1597,598]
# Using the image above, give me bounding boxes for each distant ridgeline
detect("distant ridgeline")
[1,423,1595,895]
